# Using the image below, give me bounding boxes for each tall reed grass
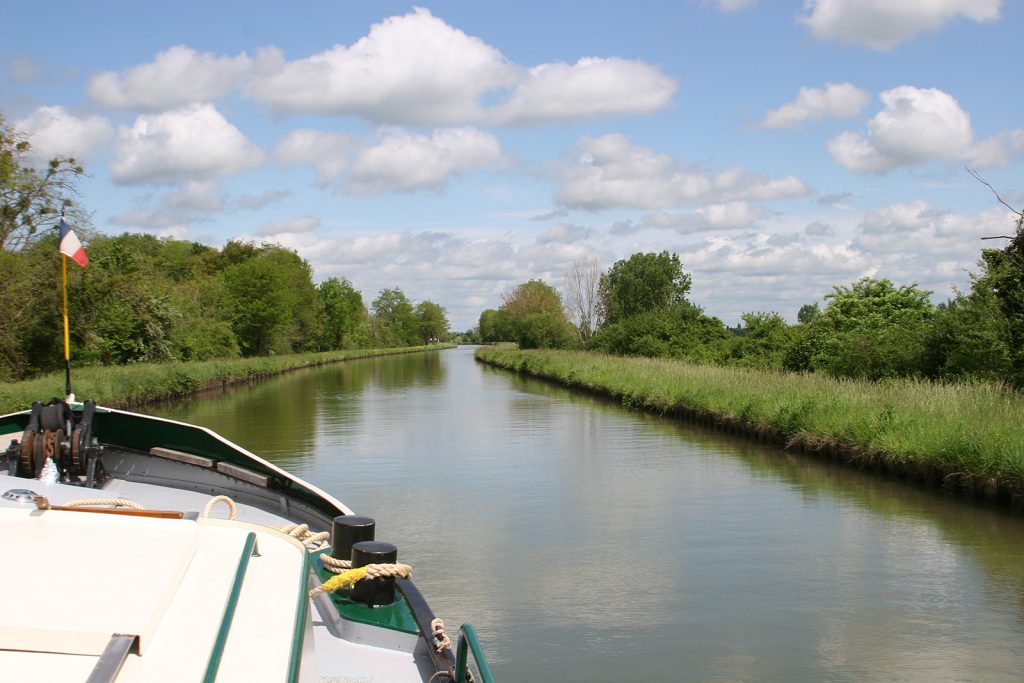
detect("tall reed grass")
[475,347,1024,492]
[0,344,454,414]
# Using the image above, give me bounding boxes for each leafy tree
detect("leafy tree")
[222,242,317,356]
[259,244,318,352]
[0,117,89,377]
[317,277,367,350]
[0,234,78,377]
[797,303,820,324]
[514,312,572,349]
[372,288,416,346]
[414,300,449,344]
[729,312,795,370]
[923,288,1011,381]
[499,280,574,348]
[820,278,933,331]
[0,116,88,253]
[591,303,728,362]
[798,277,935,380]
[87,282,177,364]
[478,309,509,343]
[218,240,261,268]
[167,275,239,361]
[598,251,692,326]
[501,280,564,319]
[974,210,1024,385]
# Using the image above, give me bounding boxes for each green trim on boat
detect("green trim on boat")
[0,405,342,520]
[202,532,257,683]
[313,550,420,635]
[456,623,496,683]
[288,542,311,683]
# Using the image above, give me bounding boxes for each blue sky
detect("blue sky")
[3,0,1022,330]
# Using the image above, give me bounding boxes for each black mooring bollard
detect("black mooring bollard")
[350,541,398,607]
[330,515,375,561]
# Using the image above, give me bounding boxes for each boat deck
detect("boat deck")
[0,472,430,682]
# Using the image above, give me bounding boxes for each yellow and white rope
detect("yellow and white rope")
[309,562,413,597]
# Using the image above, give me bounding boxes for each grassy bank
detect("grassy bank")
[475,347,1024,505]
[0,344,455,414]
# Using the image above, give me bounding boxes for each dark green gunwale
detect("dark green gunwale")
[202,531,257,683]
[312,550,420,635]
[288,542,311,683]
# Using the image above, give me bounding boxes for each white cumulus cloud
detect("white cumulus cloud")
[245,7,674,126]
[111,104,265,184]
[708,0,759,12]
[88,45,256,110]
[800,0,1004,51]
[758,82,871,129]
[828,86,973,173]
[165,179,226,213]
[536,223,594,244]
[968,129,1024,168]
[274,129,361,187]
[15,106,113,164]
[491,57,677,125]
[852,200,1007,259]
[613,202,764,235]
[681,232,871,321]
[257,215,321,237]
[557,134,809,210]
[237,189,290,210]
[247,8,516,125]
[345,127,501,195]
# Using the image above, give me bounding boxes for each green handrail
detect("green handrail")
[454,623,495,683]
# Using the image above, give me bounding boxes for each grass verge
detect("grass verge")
[0,344,455,414]
[475,347,1024,505]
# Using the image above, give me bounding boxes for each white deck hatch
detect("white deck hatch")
[0,503,312,682]
[0,508,199,656]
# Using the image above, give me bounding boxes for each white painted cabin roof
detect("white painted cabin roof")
[0,494,310,682]
[0,470,433,683]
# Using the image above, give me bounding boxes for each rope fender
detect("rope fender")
[430,617,453,654]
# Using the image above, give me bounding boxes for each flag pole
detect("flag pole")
[57,213,87,402]
[61,251,72,400]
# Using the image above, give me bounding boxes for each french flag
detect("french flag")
[59,218,88,267]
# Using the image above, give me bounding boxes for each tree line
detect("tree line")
[0,116,450,382]
[476,217,1024,388]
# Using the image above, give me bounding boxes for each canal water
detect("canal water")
[152,346,1024,682]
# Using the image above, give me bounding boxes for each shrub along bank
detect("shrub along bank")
[0,344,454,414]
[475,347,1024,507]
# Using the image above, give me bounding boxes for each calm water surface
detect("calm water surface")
[152,347,1024,682]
